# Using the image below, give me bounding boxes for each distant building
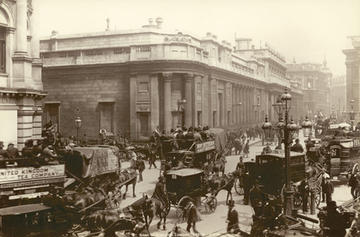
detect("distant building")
[330,75,346,120]
[343,36,360,122]
[235,40,303,122]
[0,0,44,148]
[40,18,301,141]
[286,60,332,119]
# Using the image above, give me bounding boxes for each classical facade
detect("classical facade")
[0,0,44,148]
[40,19,301,141]
[343,36,360,122]
[286,61,332,119]
[330,75,346,120]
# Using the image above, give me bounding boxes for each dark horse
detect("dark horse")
[123,194,169,231]
[207,171,237,204]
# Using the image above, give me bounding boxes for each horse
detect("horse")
[118,169,137,199]
[123,194,169,231]
[207,171,237,205]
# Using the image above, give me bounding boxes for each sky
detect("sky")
[36,0,360,76]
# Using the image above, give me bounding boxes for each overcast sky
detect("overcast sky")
[36,0,360,76]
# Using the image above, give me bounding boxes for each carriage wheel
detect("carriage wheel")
[234,178,244,195]
[175,206,184,220]
[203,195,217,213]
[176,196,193,221]
[352,163,359,175]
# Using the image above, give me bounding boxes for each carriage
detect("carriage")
[161,139,218,172]
[165,168,218,216]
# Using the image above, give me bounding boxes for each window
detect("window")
[99,102,114,132]
[138,82,149,92]
[43,103,60,131]
[135,46,151,53]
[114,47,130,54]
[139,113,149,137]
[84,49,103,56]
[0,28,5,72]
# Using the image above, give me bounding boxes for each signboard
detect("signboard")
[195,141,215,153]
[0,165,65,184]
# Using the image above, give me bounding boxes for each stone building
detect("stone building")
[343,36,360,122]
[330,75,346,120]
[286,61,332,119]
[40,18,302,141]
[0,0,44,148]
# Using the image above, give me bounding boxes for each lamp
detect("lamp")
[262,115,272,143]
[75,116,82,144]
[302,116,312,137]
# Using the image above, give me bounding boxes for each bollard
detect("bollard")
[310,191,315,215]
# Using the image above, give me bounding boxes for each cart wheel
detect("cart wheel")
[352,163,359,175]
[234,178,244,195]
[204,195,217,213]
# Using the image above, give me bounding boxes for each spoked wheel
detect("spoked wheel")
[352,163,359,175]
[176,196,193,221]
[203,195,217,213]
[234,177,244,195]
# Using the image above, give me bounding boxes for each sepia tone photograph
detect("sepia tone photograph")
[0,0,359,236]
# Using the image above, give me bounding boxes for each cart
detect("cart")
[165,168,217,218]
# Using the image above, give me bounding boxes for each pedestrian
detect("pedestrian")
[185,201,199,234]
[299,178,310,213]
[323,177,334,204]
[323,201,347,237]
[148,144,157,169]
[249,179,264,217]
[291,138,304,153]
[226,199,240,234]
[243,139,250,158]
[137,156,145,183]
[243,171,251,205]
[236,156,244,176]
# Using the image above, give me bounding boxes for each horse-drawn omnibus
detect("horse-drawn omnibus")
[0,157,66,236]
[245,150,306,196]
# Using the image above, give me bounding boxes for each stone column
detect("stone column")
[16,0,28,53]
[209,77,215,127]
[31,0,40,58]
[163,73,172,133]
[150,73,160,132]
[129,74,137,140]
[184,73,193,128]
[202,75,209,126]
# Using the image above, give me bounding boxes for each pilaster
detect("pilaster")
[150,73,160,132]
[129,73,137,140]
[184,73,193,128]
[163,72,172,133]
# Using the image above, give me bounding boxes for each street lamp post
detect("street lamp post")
[263,89,298,216]
[272,96,284,149]
[75,116,82,144]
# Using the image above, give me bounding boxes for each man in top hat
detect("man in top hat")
[250,178,265,217]
[226,199,240,233]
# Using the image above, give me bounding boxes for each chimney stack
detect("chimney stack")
[155,17,163,28]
